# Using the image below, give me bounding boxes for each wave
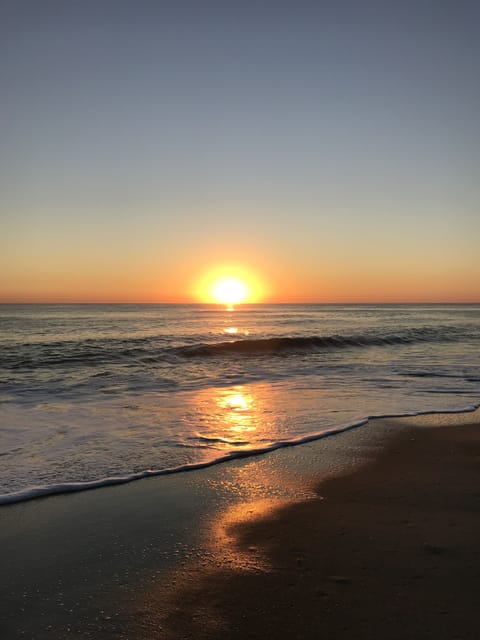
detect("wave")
[2,324,475,371]
[1,402,478,507]
[177,326,466,358]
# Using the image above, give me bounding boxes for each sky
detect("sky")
[1,0,479,303]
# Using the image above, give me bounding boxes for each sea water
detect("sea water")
[0,304,479,503]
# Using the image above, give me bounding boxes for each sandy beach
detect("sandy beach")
[1,410,479,639]
[142,412,480,640]
[3,2,479,637]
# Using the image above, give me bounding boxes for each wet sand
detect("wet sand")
[0,411,479,639]
[150,415,480,640]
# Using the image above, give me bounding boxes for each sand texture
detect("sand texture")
[151,421,480,640]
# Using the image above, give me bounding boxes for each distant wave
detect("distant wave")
[176,326,466,358]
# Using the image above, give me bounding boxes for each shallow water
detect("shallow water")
[1,304,479,503]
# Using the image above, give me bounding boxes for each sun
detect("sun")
[193,265,266,305]
[212,278,248,305]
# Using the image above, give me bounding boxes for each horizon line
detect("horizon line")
[1,301,479,306]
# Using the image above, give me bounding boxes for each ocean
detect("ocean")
[1,303,479,504]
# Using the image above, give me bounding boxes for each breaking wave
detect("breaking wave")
[177,326,466,358]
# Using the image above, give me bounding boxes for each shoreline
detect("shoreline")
[146,412,480,639]
[0,408,479,638]
[2,401,479,507]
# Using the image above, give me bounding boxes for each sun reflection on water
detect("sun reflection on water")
[222,325,250,336]
[190,384,279,450]
[217,388,255,435]
[223,327,238,334]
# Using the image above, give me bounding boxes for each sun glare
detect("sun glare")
[212,278,248,305]
[193,265,266,305]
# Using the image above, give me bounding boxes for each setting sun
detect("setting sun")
[212,278,248,305]
[193,265,266,305]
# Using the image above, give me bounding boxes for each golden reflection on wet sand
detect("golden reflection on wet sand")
[206,459,318,572]
[210,497,286,572]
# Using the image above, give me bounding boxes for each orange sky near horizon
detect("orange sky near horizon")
[1,239,479,304]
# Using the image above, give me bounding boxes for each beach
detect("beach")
[1,409,478,639]
[2,1,480,637]
[2,1,479,635]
